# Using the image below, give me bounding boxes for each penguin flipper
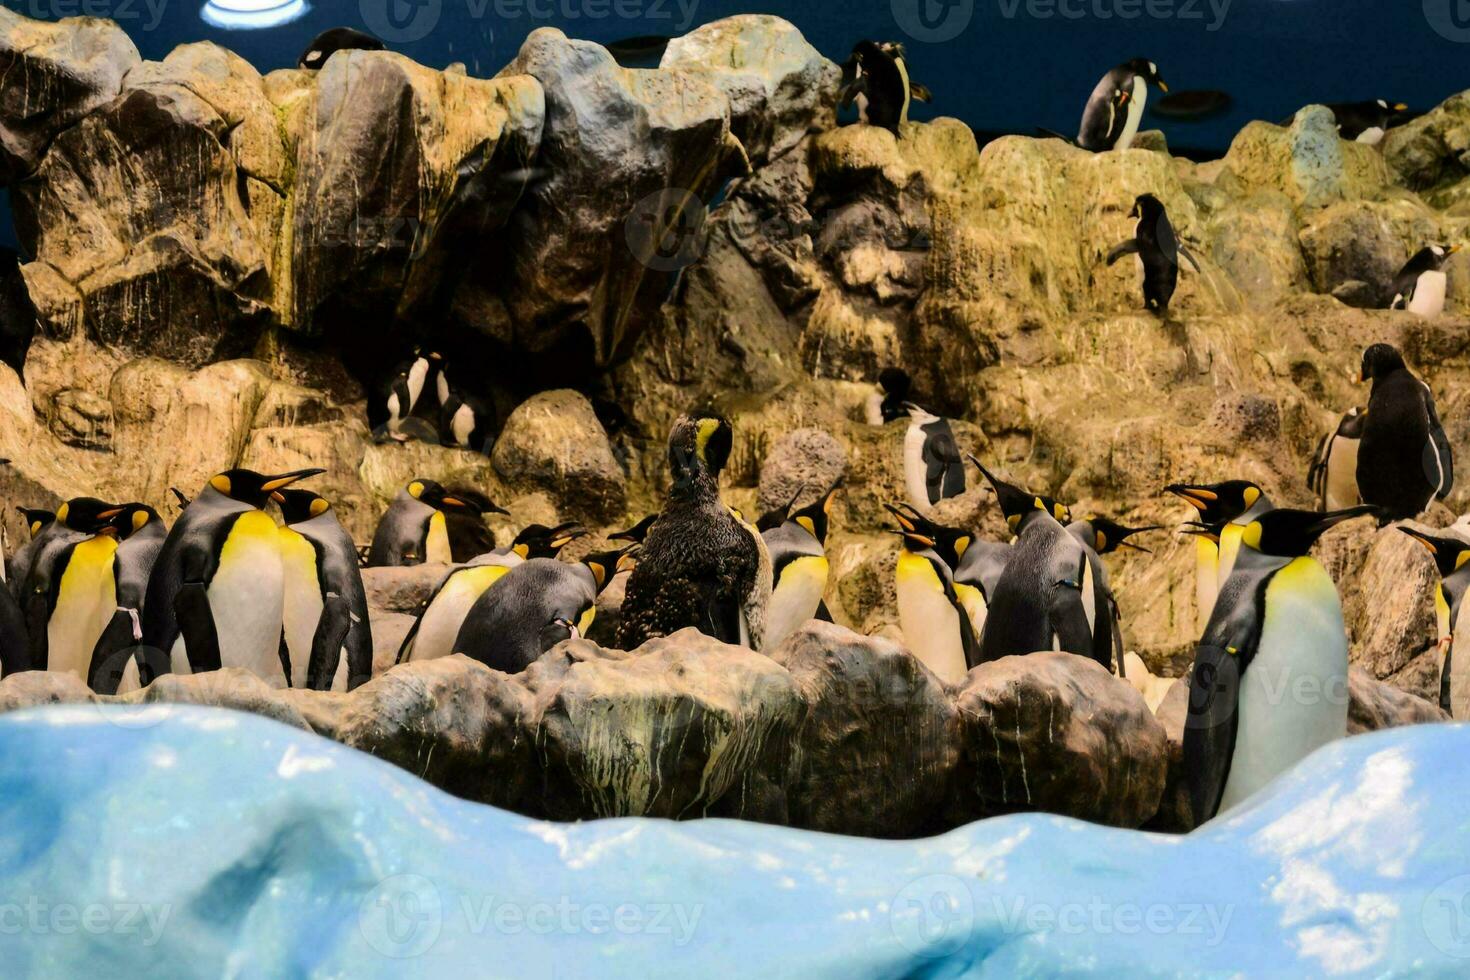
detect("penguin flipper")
[1421,382,1455,499]
[88,609,139,694]
[910,82,932,103]
[307,595,352,691]
[1442,644,1454,716]
[174,582,221,673]
[1034,127,1077,146]
[1181,642,1243,825]
[814,599,833,623]
[1105,239,1140,265]
[1047,578,1095,659]
[1110,598,1126,678]
[1176,243,1202,273]
[1307,430,1331,501]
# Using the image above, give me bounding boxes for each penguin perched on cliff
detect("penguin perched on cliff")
[374,349,445,443]
[1165,479,1272,623]
[87,503,167,694]
[297,27,384,70]
[903,404,965,510]
[1184,506,1376,823]
[0,247,37,381]
[19,498,124,683]
[1356,343,1453,524]
[618,411,771,650]
[838,41,931,138]
[864,368,913,426]
[366,479,507,567]
[141,467,325,686]
[1399,526,1470,719]
[893,527,979,684]
[452,548,634,673]
[1107,194,1201,315]
[1390,244,1460,318]
[1308,408,1366,512]
[1281,100,1410,145]
[761,484,839,652]
[275,489,372,691]
[1077,59,1168,152]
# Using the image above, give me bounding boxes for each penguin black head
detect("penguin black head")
[667,410,733,495]
[1085,517,1163,555]
[608,514,658,545]
[894,528,938,555]
[967,456,1069,532]
[757,485,806,533]
[104,502,162,540]
[1359,343,1408,384]
[209,468,325,508]
[885,502,971,569]
[1240,506,1378,558]
[791,482,842,546]
[1179,519,1226,545]
[55,497,123,533]
[1164,480,1265,526]
[16,507,54,539]
[878,367,912,399]
[297,27,384,71]
[404,479,502,516]
[512,522,587,560]
[1128,193,1166,221]
[1419,244,1461,271]
[1398,526,1470,579]
[273,488,333,524]
[581,547,638,594]
[1123,58,1167,92]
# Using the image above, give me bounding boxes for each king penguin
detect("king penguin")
[1308,408,1366,511]
[838,41,931,138]
[1390,244,1460,318]
[1077,58,1168,152]
[88,503,167,694]
[7,507,54,594]
[18,498,123,679]
[893,527,978,684]
[903,404,965,511]
[761,485,839,652]
[275,489,372,691]
[366,479,505,566]
[618,411,771,650]
[885,502,992,639]
[1165,479,1272,623]
[1356,343,1453,523]
[1399,526,1470,719]
[452,548,633,673]
[141,467,324,686]
[1106,194,1201,316]
[1183,506,1375,822]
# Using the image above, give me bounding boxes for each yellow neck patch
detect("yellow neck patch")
[795,515,816,537]
[1241,521,1263,550]
[694,419,722,462]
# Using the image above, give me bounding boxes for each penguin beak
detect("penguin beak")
[96,507,124,520]
[1311,505,1382,535]
[261,468,327,492]
[486,502,510,516]
[883,502,918,532]
[1398,526,1440,555]
[1395,103,1408,111]
[616,553,639,574]
[1164,484,1215,511]
[1450,245,1463,255]
[270,491,285,504]
[895,530,936,549]
[1157,80,1169,93]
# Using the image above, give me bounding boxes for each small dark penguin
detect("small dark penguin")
[838,41,931,138]
[297,28,384,70]
[1107,193,1201,315]
[275,489,373,692]
[1399,526,1470,719]
[1356,344,1453,524]
[864,367,913,426]
[617,411,771,649]
[0,247,37,381]
[903,404,965,510]
[1390,244,1459,318]
[1308,408,1367,511]
[1078,58,1168,152]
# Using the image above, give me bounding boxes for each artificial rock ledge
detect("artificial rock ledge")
[0,622,1442,836]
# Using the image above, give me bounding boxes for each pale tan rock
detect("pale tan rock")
[491,389,624,522]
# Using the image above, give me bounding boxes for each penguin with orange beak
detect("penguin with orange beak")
[1078,58,1168,152]
[366,478,507,567]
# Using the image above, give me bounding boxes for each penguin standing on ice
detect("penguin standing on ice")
[1390,245,1459,318]
[893,527,978,684]
[141,468,324,686]
[297,27,384,70]
[88,503,166,694]
[1165,479,1272,622]
[838,41,932,138]
[864,368,912,426]
[1308,408,1366,511]
[1107,194,1201,315]
[618,411,771,650]
[367,479,506,567]
[761,485,839,652]
[1398,526,1470,719]
[1184,506,1375,822]
[903,404,965,511]
[275,489,372,691]
[1356,343,1453,524]
[1077,59,1168,152]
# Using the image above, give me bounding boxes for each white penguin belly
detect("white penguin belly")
[1324,437,1361,511]
[425,512,452,565]
[1356,127,1386,146]
[1217,559,1348,814]
[896,553,968,684]
[1408,271,1448,317]
[1194,538,1219,628]
[763,556,829,652]
[279,528,324,690]
[903,425,930,510]
[408,565,509,662]
[1116,76,1147,150]
[896,55,912,127]
[1450,605,1470,720]
[207,511,287,687]
[450,404,476,448]
[46,537,119,680]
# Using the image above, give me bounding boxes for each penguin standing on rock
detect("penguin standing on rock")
[88,503,167,694]
[864,368,912,426]
[618,411,771,650]
[1356,343,1453,524]
[903,404,965,511]
[275,489,372,691]
[297,27,384,70]
[761,485,839,652]
[367,479,506,567]
[1308,408,1366,511]
[1184,506,1375,822]
[838,41,932,138]
[1398,526,1470,719]
[1077,59,1168,152]
[1107,194,1201,315]
[1391,244,1460,318]
[893,527,978,684]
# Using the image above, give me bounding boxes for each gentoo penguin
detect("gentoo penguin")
[1398,526,1470,718]
[1308,408,1366,511]
[618,411,771,649]
[893,528,978,684]
[972,461,1111,669]
[1184,506,1375,822]
[838,41,931,138]
[275,489,372,691]
[1390,245,1460,317]
[140,468,324,686]
[452,548,633,673]
[0,246,37,380]
[22,500,124,682]
[904,404,965,511]
[761,486,839,652]
[1165,479,1272,621]
[396,522,586,664]
[7,507,54,593]
[297,27,384,70]
[88,503,167,694]
[438,383,495,454]
[864,367,913,426]
[366,479,505,566]
[1107,193,1201,315]
[1356,343,1453,524]
[1077,58,1168,152]
[1322,100,1409,145]
[1066,517,1161,676]
[377,349,446,443]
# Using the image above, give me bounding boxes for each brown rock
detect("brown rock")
[491,389,625,522]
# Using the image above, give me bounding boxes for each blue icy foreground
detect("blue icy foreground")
[0,707,1466,977]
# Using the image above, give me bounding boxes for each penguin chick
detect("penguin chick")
[1308,408,1366,512]
[864,367,913,426]
[1390,244,1460,318]
[274,489,372,692]
[1078,58,1168,152]
[838,41,930,138]
[1398,526,1470,719]
[366,479,505,567]
[1184,506,1376,823]
[1106,193,1200,316]
[618,411,770,650]
[1356,343,1453,524]
[904,403,965,511]
[761,485,839,652]
[297,27,384,70]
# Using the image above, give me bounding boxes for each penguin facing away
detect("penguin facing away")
[1066,517,1161,676]
[1107,193,1201,315]
[275,489,373,691]
[1077,58,1168,152]
[903,404,965,511]
[1398,526,1470,719]
[297,27,385,70]
[761,486,839,652]
[88,503,167,695]
[838,41,932,138]
[1183,506,1375,823]
[8,507,55,594]
[1308,408,1366,512]
[1356,343,1453,524]
[1391,244,1460,317]
[893,528,979,684]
